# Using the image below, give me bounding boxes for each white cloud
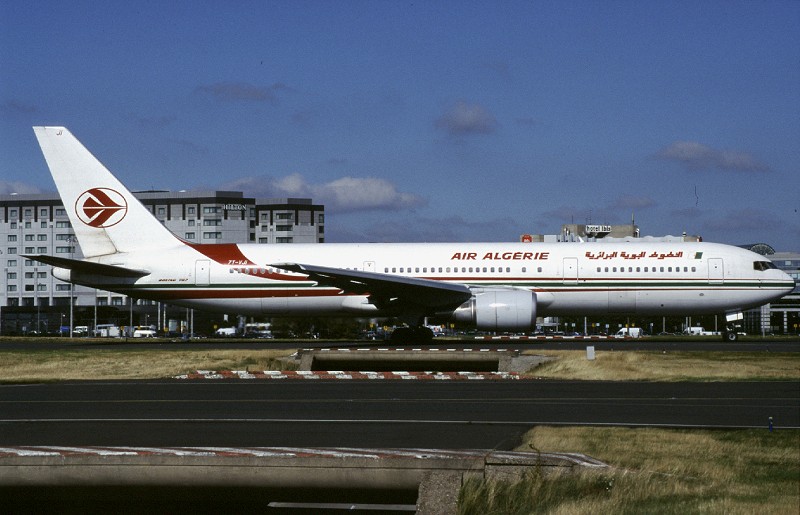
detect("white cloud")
[435,101,498,135]
[222,173,426,213]
[331,214,520,243]
[654,141,769,173]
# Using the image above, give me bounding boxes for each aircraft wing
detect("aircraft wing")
[271,262,472,311]
[23,255,151,278]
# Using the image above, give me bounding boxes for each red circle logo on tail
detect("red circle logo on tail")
[75,188,128,228]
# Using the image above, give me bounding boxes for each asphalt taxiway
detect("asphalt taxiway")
[1,380,797,448]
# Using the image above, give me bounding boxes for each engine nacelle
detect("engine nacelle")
[451,288,537,331]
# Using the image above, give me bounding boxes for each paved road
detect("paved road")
[1,380,796,449]
[1,337,798,352]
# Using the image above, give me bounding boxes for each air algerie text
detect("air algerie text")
[451,251,550,261]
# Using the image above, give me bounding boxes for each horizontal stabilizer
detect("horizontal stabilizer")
[23,255,150,278]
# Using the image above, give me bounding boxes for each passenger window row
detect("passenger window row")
[596,266,697,273]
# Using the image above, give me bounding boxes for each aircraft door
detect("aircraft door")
[708,258,723,284]
[563,258,578,284]
[195,260,210,286]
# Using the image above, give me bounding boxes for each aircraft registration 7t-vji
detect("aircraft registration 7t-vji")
[28,127,794,342]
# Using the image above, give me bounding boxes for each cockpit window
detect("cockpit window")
[753,261,777,271]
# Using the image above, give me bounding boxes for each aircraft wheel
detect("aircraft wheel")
[390,327,433,344]
[390,327,413,344]
[723,331,738,342]
[414,326,434,344]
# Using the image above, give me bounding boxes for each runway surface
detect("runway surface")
[1,380,797,449]
[1,337,798,352]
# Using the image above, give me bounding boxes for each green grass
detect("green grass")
[459,427,800,514]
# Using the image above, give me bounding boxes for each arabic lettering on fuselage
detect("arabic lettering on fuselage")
[584,251,684,260]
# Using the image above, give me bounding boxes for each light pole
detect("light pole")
[35,267,40,335]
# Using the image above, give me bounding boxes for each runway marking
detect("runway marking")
[174,370,521,380]
[0,446,609,467]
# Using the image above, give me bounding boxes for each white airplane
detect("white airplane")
[28,126,794,342]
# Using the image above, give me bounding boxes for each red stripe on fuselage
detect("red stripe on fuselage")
[185,242,256,265]
[120,288,347,300]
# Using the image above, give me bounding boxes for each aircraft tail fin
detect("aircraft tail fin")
[33,126,179,258]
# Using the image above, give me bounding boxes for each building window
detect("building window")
[25,234,35,241]
[38,234,47,241]
[276,225,293,232]
[203,232,222,239]
[56,208,66,216]
[7,272,16,280]
[188,220,195,226]
[41,221,47,228]
[203,219,222,226]
[56,246,75,254]
[188,206,196,215]
[276,213,293,220]
[185,232,196,240]
[56,221,71,228]
[8,248,16,254]
[7,260,16,267]
[203,206,220,214]
[7,235,17,242]
[56,284,71,291]
[276,237,293,243]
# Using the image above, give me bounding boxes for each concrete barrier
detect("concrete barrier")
[0,446,607,513]
[298,348,520,372]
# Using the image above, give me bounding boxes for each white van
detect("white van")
[615,327,642,338]
[215,327,237,337]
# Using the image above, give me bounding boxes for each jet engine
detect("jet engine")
[451,287,537,331]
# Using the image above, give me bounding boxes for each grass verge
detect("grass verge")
[0,349,297,382]
[523,350,800,381]
[459,426,800,514]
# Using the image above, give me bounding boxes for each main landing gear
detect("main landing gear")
[390,326,434,344]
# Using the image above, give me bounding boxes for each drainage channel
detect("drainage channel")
[299,348,519,372]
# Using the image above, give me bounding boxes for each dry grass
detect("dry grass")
[459,426,800,514]
[0,349,297,382]
[523,350,800,381]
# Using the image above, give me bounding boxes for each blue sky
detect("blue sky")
[2,1,798,250]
